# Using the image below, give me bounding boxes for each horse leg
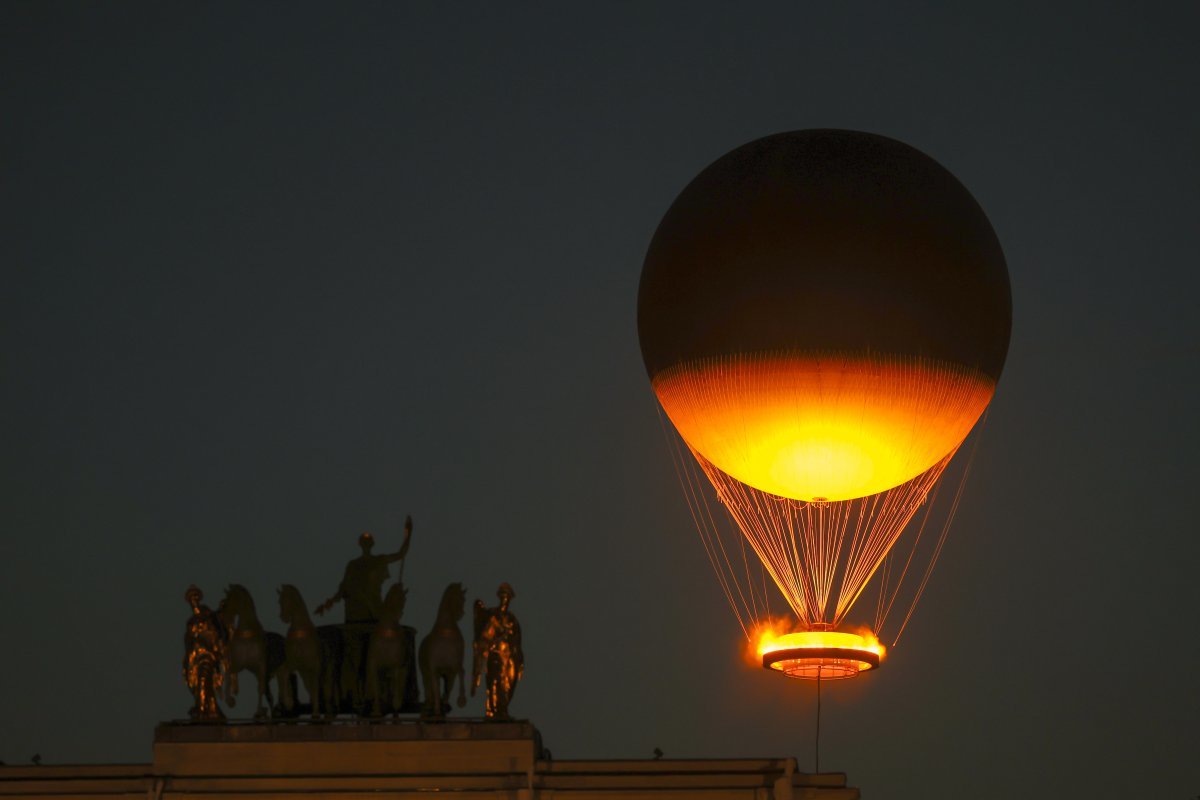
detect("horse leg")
[330,633,347,719]
[340,646,358,715]
[278,666,295,713]
[301,666,318,719]
[440,672,452,715]
[254,661,267,719]
[263,663,276,719]
[421,662,436,717]
[325,660,337,719]
[398,666,412,714]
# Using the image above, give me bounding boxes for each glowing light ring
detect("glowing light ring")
[759,630,883,680]
[762,646,881,680]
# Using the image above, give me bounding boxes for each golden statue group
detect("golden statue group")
[181,516,523,723]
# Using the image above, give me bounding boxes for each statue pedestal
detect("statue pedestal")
[153,719,542,776]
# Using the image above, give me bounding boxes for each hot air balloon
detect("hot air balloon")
[639,130,1011,680]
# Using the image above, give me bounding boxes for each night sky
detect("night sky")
[2,4,1198,798]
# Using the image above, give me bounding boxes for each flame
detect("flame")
[746,618,794,666]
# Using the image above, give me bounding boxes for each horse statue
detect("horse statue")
[365,583,409,717]
[277,584,342,718]
[418,582,467,718]
[217,584,284,719]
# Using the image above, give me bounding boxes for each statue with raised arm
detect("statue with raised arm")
[316,515,414,623]
[182,585,229,722]
[315,515,413,713]
[472,583,523,721]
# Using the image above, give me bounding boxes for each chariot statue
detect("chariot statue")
[177,515,527,722]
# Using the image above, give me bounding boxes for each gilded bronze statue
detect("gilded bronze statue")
[182,585,229,722]
[472,583,523,721]
[418,582,467,717]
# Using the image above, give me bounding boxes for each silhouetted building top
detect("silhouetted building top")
[0,721,860,799]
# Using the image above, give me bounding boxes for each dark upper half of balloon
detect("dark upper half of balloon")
[638,130,1012,381]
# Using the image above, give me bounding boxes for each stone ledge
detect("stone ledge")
[5,723,859,799]
[1,760,859,799]
[155,719,538,744]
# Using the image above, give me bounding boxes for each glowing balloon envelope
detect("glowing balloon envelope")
[638,130,1011,502]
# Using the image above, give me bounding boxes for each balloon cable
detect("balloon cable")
[656,402,761,637]
[815,672,822,774]
[892,411,989,646]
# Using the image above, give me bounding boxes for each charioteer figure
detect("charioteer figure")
[315,515,414,711]
[472,583,523,720]
[182,585,229,722]
[316,515,414,623]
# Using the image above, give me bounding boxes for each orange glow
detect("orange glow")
[757,627,886,680]
[652,352,994,501]
[745,618,794,667]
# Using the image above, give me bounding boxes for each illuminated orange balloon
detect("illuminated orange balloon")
[639,130,1011,502]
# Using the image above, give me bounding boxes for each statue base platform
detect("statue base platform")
[154,718,543,776]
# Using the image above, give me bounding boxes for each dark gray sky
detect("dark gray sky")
[2,3,1198,797]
